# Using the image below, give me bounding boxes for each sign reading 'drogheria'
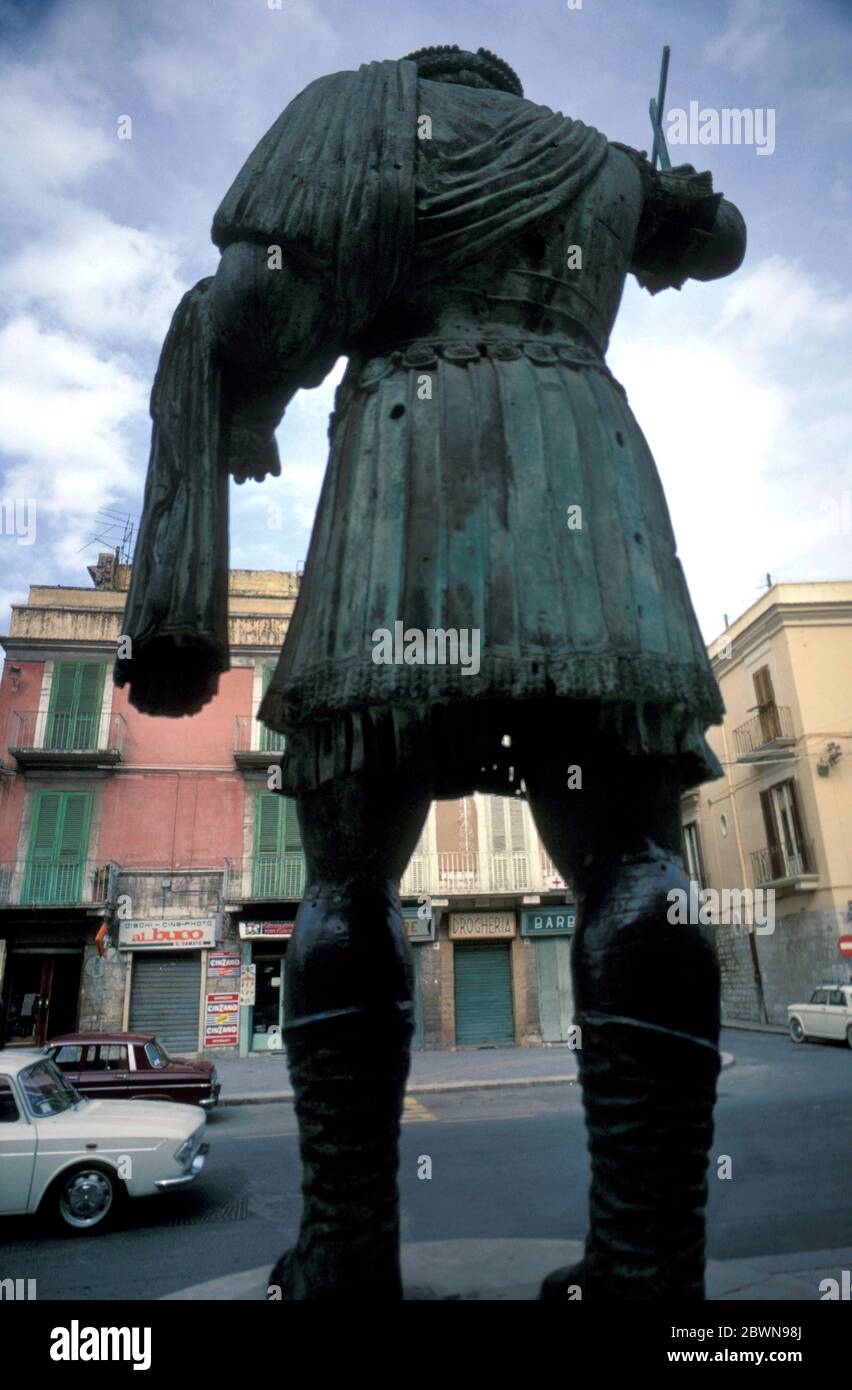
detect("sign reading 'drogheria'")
[448,911,516,939]
[117,919,217,950]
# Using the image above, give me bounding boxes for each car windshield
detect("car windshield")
[19,1059,81,1117]
[144,1040,171,1069]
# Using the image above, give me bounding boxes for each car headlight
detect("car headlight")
[174,1135,195,1166]
[210,1068,218,1085]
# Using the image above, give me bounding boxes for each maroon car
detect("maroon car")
[45,1033,221,1109]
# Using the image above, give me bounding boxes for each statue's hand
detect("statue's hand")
[228,423,282,484]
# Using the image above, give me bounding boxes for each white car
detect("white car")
[788,984,852,1048]
[0,1049,209,1233]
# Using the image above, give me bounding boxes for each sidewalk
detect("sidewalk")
[214,1039,734,1105]
[164,1241,852,1302]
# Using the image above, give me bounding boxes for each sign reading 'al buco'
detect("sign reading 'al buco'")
[520,908,576,937]
[118,919,217,950]
[449,912,516,939]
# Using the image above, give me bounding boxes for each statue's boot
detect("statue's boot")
[540,841,721,1301]
[268,882,413,1301]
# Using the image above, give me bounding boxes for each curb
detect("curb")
[218,1051,734,1106]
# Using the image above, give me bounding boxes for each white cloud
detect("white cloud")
[0,316,146,520]
[0,207,187,345]
[0,60,115,214]
[704,0,792,78]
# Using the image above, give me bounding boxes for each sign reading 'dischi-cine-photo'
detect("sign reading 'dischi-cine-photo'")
[448,912,516,939]
[117,919,218,950]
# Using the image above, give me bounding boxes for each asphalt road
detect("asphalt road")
[3,1030,850,1300]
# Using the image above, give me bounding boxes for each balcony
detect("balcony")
[400,849,567,898]
[733,705,795,763]
[233,715,285,768]
[8,711,126,768]
[750,838,818,893]
[0,859,120,909]
[223,854,306,903]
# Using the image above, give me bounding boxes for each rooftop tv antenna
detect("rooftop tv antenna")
[76,509,135,564]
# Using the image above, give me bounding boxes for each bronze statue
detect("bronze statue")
[115,44,746,1300]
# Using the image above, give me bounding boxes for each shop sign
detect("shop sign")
[402,904,436,942]
[118,919,217,950]
[209,952,241,976]
[239,921,296,938]
[204,991,239,1047]
[520,907,576,937]
[239,964,257,1006]
[449,911,516,940]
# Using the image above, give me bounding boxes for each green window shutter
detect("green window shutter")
[283,799,302,852]
[253,792,283,896]
[260,666,285,752]
[46,662,105,750]
[24,790,92,904]
[74,664,105,749]
[47,664,78,749]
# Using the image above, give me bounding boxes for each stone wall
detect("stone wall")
[717,906,850,1026]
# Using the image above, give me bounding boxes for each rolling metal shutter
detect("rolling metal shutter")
[454,944,514,1045]
[129,953,202,1054]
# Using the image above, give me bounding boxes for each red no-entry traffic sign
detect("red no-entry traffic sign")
[838,936,852,957]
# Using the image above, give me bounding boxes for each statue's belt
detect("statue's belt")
[351,337,625,395]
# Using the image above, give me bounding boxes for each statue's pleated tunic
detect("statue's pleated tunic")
[115,61,729,797]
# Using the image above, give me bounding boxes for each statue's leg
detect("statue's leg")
[269,770,430,1301]
[524,753,721,1300]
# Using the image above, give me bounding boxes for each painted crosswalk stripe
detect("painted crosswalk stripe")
[403,1096,438,1123]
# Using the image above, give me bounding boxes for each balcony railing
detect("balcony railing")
[9,710,126,765]
[750,838,817,888]
[400,849,567,897]
[733,704,795,760]
[223,854,306,902]
[233,715,285,765]
[0,859,120,907]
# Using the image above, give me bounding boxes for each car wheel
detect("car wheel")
[53,1165,119,1234]
[847,1024,852,1051]
[789,1017,806,1043]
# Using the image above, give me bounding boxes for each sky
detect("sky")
[1,0,851,648]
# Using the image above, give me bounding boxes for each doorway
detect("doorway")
[3,951,82,1046]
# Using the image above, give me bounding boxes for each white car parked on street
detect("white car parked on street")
[788,984,852,1048]
[0,1049,209,1233]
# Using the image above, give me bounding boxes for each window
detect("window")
[751,665,782,744]
[809,990,828,1005]
[0,1078,20,1123]
[253,793,305,897]
[259,666,286,753]
[144,1040,170,1069]
[23,789,93,905]
[45,662,105,751]
[682,821,706,889]
[52,1045,83,1069]
[94,1045,128,1071]
[828,990,845,1006]
[19,1061,79,1117]
[759,780,812,879]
